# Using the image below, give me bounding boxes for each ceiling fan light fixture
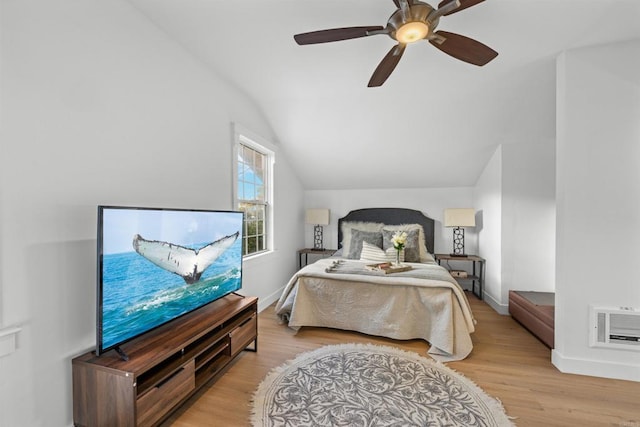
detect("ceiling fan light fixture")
[293,0,497,86]
[395,21,429,43]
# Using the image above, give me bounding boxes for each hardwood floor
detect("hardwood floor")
[162,293,640,426]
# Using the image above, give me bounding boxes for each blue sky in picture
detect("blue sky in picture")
[238,158,263,201]
[102,209,242,254]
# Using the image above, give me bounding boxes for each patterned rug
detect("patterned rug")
[251,343,515,427]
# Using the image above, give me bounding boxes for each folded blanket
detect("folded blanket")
[323,259,459,284]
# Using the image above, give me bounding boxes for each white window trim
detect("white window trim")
[231,123,276,257]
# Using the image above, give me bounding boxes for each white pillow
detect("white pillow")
[360,241,405,263]
[381,223,435,263]
[340,221,384,255]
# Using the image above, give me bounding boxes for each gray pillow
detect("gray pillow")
[340,221,384,254]
[346,230,383,259]
[382,229,420,262]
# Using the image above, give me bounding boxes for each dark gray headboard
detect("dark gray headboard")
[337,208,435,254]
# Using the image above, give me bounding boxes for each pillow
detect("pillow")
[382,228,420,262]
[340,221,384,254]
[382,224,436,264]
[345,229,383,259]
[420,249,436,263]
[360,241,405,263]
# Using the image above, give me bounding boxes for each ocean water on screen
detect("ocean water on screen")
[101,239,242,350]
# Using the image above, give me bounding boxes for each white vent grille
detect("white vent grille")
[590,306,640,351]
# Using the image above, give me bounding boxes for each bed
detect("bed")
[275,208,476,362]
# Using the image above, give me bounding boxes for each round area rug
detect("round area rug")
[251,343,514,427]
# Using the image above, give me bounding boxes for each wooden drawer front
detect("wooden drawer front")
[137,360,195,427]
[230,314,257,356]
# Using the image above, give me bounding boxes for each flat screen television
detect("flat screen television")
[96,206,244,357]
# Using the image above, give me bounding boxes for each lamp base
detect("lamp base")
[451,227,467,257]
[313,225,324,250]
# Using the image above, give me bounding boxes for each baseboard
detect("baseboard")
[551,349,640,382]
[257,286,285,313]
[482,291,510,315]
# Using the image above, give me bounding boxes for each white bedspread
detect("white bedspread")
[275,258,476,362]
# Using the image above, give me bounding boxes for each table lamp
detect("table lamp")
[305,209,330,250]
[444,208,475,257]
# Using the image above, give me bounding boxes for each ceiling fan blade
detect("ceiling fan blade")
[294,26,384,45]
[437,0,484,16]
[429,31,497,66]
[368,44,406,87]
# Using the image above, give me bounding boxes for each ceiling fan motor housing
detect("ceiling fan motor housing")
[388,2,440,42]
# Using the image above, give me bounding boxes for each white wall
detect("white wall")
[474,146,503,311]
[0,1,303,425]
[472,139,556,314]
[304,187,477,260]
[501,140,556,297]
[554,40,640,382]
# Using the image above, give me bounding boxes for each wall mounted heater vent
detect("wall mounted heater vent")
[590,306,640,351]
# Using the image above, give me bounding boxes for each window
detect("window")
[233,125,274,257]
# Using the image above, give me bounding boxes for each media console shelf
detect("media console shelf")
[72,295,257,427]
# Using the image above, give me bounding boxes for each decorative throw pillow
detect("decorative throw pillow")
[382,228,421,262]
[360,241,405,263]
[421,250,436,263]
[346,230,383,259]
[340,221,384,255]
[382,223,435,263]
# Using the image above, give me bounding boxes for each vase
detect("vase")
[395,249,401,266]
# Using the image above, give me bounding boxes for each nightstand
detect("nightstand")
[434,254,485,300]
[297,248,336,269]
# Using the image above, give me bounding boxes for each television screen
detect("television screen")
[96,206,243,356]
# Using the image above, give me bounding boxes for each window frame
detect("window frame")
[232,123,275,258]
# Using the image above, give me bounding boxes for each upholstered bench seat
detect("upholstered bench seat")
[508,290,555,348]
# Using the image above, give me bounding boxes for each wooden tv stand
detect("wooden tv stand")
[72,295,257,427]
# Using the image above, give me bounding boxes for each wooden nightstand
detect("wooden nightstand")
[434,254,485,300]
[297,248,336,269]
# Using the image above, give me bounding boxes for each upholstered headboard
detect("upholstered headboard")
[337,208,435,254]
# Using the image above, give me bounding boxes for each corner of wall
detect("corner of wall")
[473,145,502,308]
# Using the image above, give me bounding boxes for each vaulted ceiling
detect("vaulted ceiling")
[128,0,640,190]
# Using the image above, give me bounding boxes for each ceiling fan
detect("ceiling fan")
[294,0,498,87]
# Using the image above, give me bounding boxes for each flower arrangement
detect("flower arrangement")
[391,231,408,265]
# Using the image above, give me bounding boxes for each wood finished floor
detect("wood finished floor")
[162,293,640,427]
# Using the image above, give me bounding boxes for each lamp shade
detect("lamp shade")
[305,209,330,226]
[444,208,476,228]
